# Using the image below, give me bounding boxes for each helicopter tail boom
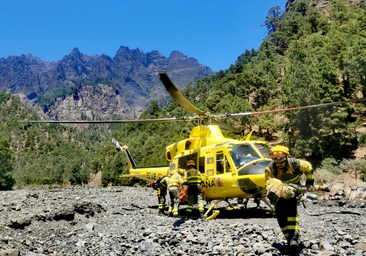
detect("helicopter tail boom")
[112,138,136,169]
[112,138,169,181]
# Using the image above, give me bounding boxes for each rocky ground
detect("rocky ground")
[0,185,365,256]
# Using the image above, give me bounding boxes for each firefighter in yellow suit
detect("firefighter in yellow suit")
[168,168,184,217]
[183,160,205,218]
[265,145,314,255]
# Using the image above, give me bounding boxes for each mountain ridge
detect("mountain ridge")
[0,46,213,119]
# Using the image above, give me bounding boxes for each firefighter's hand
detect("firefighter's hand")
[288,184,308,195]
[307,184,313,192]
[266,188,280,203]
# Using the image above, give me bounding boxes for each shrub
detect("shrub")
[359,133,366,146]
[319,158,342,175]
[314,168,338,185]
[339,159,366,176]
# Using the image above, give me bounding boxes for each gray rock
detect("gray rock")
[0,249,20,256]
[319,240,334,251]
[0,186,364,256]
[85,223,94,232]
[307,193,318,200]
[137,240,161,252]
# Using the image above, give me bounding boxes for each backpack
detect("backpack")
[273,157,301,177]
[152,177,163,190]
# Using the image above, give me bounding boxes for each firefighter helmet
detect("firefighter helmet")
[178,168,184,175]
[187,160,196,167]
[170,170,176,175]
[271,145,289,163]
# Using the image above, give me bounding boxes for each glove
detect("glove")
[288,184,308,194]
[266,188,280,204]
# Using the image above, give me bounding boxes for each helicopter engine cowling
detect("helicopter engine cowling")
[237,160,271,194]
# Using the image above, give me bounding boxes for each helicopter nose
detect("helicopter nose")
[237,160,271,194]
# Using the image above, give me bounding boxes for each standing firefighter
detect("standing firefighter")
[168,168,184,217]
[265,145,314,255]
[183,160,205,218]
[158,175,169,216]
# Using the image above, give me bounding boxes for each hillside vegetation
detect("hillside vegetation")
[1,0,366,189]
[111,0,366,184]
[0,92,114,189]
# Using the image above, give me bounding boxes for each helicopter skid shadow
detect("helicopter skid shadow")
[205,207,275,219]
[174,207,275,220]
[147,205,159,209]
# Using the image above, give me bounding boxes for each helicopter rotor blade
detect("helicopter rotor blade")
[211,119,242,134]
[22,70,366,130]
[219,97,366,118]
[23,117,189,124]
[159,71,205,116]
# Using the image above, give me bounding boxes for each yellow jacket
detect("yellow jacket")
[160,176,170,189]
[265,158,313,185]
[168,174,183,189]
[265,158,313,199]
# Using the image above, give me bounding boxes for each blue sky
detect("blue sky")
[0,0,288,71]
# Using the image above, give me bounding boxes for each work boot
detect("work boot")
[158,210,165,216]
[199,211,205,220]
[186,211,192,218]
[288,238,301,256]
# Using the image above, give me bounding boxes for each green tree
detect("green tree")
[263,6,282,35]
[0,135,15,190]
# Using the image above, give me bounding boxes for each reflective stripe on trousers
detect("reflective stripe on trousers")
[158,188,167,210]
[169,187,179,215]
[186,194,204,213]
[275,197,299,241]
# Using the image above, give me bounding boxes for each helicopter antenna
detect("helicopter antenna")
[241,130,254,141]
[186,127,191,134]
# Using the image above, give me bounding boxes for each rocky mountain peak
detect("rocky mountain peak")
[69,47,82,56]
[0,45,213,121]
[169,51,188,59]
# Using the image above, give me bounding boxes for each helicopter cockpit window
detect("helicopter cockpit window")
[216,152,232,174]
[229,144,261,170]
[254,143,271,159]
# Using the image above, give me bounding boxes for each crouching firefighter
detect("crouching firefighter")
[183,160,205,219]
[265,145,314,255]
[151,174,170,216]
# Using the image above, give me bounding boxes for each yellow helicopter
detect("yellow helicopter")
[112,126,273,219]
[26,71,366,219]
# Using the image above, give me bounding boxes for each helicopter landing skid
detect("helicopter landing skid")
[204,197,275,220]
[204,199,238,220]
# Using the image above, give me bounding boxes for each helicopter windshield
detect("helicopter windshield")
[229,144,262,170]
[253,143,271,159]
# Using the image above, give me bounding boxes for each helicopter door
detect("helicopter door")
[213,151,234,194]
[176,153,200,174]
[216,152,232,175]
